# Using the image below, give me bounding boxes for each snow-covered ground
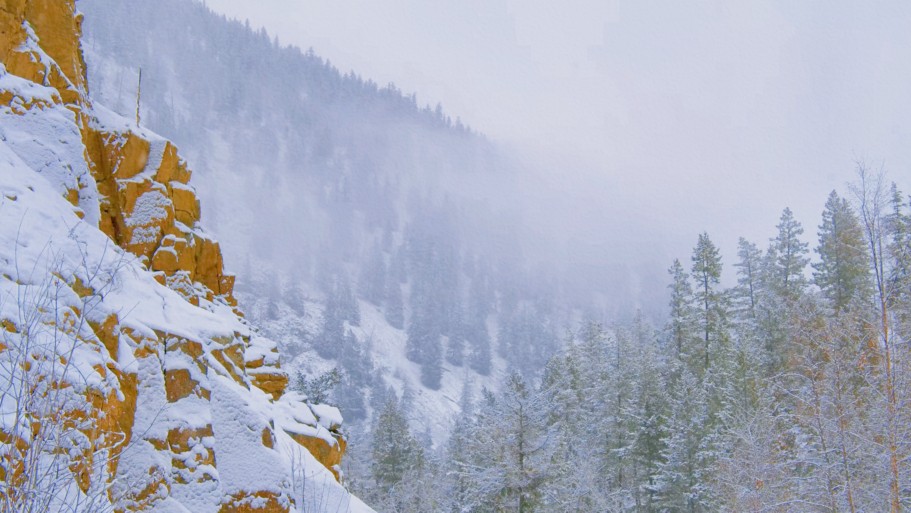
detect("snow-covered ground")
[0,60,374,512]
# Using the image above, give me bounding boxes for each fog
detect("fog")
[75,0,911,488]
[203,0,911,284]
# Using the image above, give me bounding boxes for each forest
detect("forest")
[343,170,911,512]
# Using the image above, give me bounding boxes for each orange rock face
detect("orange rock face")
[287,430,347,481]
[0,1,350,511]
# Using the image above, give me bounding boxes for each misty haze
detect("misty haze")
[1,0,910,512]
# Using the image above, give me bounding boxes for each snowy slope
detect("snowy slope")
[237,270,506,446]
[0,6,374,510]
[0,130,372,513]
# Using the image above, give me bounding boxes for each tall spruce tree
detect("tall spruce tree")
[656,367,714,513]
[888,184,911,335]
[732,237,763,321]
[769,207,810,301]
[371,396,424,496]
[813,190,872,312]
[691,232,725,374]
[667,259,697,361]
[486,373,553,512]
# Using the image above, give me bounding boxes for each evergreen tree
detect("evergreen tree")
[336,272,361,326]
[497,307,517,359]
[656,367,714,513]
[421,335,443,390]
[758,208,810,372]
[445,315,466,367]
[448,381,478,512]
[732,237,762,321]
[888,184,911,334]
[666,259,697,361]
[625,313,669,511]
[472,373,553,512]
[333,371,367,422]
[691,232,726,374]
[405,278,444,389]
[405,285,435,363]
[768,207,810,301]
[813,190,872,312]
[539,340,610,512]
[371,396,424,495]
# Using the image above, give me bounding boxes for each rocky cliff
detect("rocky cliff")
[0,1,368,511]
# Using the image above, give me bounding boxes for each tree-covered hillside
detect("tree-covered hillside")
[368,170,910,512]
[80,0,577,443]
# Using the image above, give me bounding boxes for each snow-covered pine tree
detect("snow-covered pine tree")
[666,259,697,362]
[690,232,726,375]
[813,190,872,313]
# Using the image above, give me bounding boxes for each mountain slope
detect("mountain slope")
[79,0,543,442]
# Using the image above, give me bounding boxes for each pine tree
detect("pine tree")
[656,367,714,513]
[813,190,872,312]
[691,232,725,374]
[769,207,810,301]
[389,243,408,284]
[421,336,443,390]
[732,237,762,321]
[666,259,697,361]
[448,381,478,512]
[371,396,424,495]
[626,313,669,511]
[538,324,607,511]
[336,272,361,326]
[757,208,810,372]
[479,373,553,512]
[888,184,911,334]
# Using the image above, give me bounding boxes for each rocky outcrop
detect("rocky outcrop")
[0,2,359,512]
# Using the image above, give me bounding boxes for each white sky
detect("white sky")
[204,0,911,276]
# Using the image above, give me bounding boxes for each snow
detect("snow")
[124,188,170,228]
[0,86,375,512]
[91,101,166,143]
[350,299,503,444]
[310,403,344,430]
[0,63,60,103]
[245,335,281,366]
[0,64,101,226]
[209,374,288,503]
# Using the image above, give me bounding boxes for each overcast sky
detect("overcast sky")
[204,0,911,277]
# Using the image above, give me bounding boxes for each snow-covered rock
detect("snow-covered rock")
[0,2,372,511]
